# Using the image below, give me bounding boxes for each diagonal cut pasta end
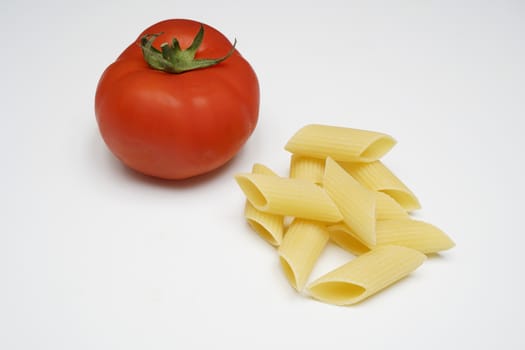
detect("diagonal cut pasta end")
[284,124,396,162]
[252,163,278,176]
[247,219,281,246]
[234,173,269,210]
[279,255,302,291]
[307,245,426,306]
[307,281,367,306]
[278,219,330,292]
[244,202,283,246]
[382,189,422,211]
[359,135,397,162]
[376,219,455,254]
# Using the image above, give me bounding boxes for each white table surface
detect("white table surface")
[1,1,524,349]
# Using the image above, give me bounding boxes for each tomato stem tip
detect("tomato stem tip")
[140,24,236,74]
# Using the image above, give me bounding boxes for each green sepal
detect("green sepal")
[140,25,237,74]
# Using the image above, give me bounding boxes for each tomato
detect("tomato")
[95,19,259,180]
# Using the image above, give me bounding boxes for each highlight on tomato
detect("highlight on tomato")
[95,19,259,180]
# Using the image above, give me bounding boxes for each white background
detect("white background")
[1,0,524,349]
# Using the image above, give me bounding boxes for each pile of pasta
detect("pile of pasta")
[235,124,454,306]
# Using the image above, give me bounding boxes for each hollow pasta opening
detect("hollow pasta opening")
[247,219,279,246]
[235,176,268,209]
[360,136,396,161]
[279,256,298,290]
[309,281,366,305]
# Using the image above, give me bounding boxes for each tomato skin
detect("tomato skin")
[95,19,259,179]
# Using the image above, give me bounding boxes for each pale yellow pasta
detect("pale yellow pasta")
[284,124,396,162]
[323,157,376,246]
[244,202,283,246]
[328,219,455,255]
[278,219,330,291]
[251,163,279,177]
[307,245,426,305]
[376,219,455,254]
[243,164,284,246]
[375,191,410,220]
[289,155,324,184]
[327,224,370,256]
[236,123,455,307]
[341,160,421,211]
[235,173,343,222]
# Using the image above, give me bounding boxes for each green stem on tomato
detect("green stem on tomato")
[140,25,237,74]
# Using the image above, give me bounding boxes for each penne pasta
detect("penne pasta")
[243,163,284,246]
[340,160,421,211]
[375,191,410,220]
[235,173,343,223]
[244,202,284,246]
[289,155,325,185]
[328,219,455,255]
[278,219,330,291]
[235,124,455,307]
[284,124,396,163]
[251,163,279,177]
[376,219,455,254]
[307,245,426,305]
[323,157,376,246]
[327,223,370,256]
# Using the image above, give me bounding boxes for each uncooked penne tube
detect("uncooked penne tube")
[323,157,376,246]
[289,155,324,185]
[244,202,284,246]
[341,160,421,211]
[235,173,343,223]
[243,163,284,246]
[307,245,426,305]
[285,124,396,163]
[376,219,455,254]
[328,219,455,255]
[278,219,330,291]
[375,191,410,220]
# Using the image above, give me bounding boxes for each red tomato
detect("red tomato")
[95,19,259,179]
